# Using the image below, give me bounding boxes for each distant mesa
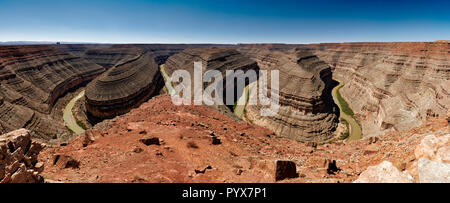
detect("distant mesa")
[85,51,164,121]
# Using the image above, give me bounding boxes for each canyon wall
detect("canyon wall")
[0,45,106,138]
[0,45,105,112]
[83,44,231,68]
[52,44,112,57]
[83,47,142,69]
[85,51,163,121]
[300,42,450,136]
[164,47,259,104]
[237,46,339,142]
[0,44,228,137]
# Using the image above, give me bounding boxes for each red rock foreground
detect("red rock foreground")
[1,129,44,183]
[39,96,449,183]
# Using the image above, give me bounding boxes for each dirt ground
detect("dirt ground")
[40,95,449,183]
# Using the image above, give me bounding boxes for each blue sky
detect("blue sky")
[0,0,449,44]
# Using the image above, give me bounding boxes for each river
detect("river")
[63,90,86,134]
[234,82,256,118]
[331,82,363,140]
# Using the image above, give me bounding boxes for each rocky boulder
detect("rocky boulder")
[354,161,415,183]
[413,133,450,183]
[415,133,450,164]
[275,161,298,181]
[418,158,450,183]
[0,129,44,183]
[53,155,80,169]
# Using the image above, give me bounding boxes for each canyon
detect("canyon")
[0,44,223,141]
[0,42,448,183]
[236,46,340,142]
[0,45,105,140]
[164,47,259,116]
[85,51,163,121]
[300,42,450,137]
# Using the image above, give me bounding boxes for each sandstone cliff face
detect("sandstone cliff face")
[0,129,44,183]
[85,51,163,121]
[237,46,339,142]
[301,42,450,137]
[0,45,106,138]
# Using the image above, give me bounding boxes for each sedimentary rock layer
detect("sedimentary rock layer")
[300,42,450,136]
[52,44,112,57]
[0,45,105,112]
[83,47,142,69]
[0,44,228,137]
[164,47,259,108]
[237,46,339,142]
[85,51,163,120]
[0,129,44,183]
[0,45,105,138]
[0,96,61,140]
[82,44,230,68]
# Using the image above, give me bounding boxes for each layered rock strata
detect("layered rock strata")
[0,129,44,183]
[237,47,339,142]
[117,44,232,62]
[83,47,142,69]
[85,51,163,121]
[52,44,112,57]
[0,96,61,140]
[0,45,105,138]
[164,47,259,107]
[301,42,450,136]
[83,44,230,68]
